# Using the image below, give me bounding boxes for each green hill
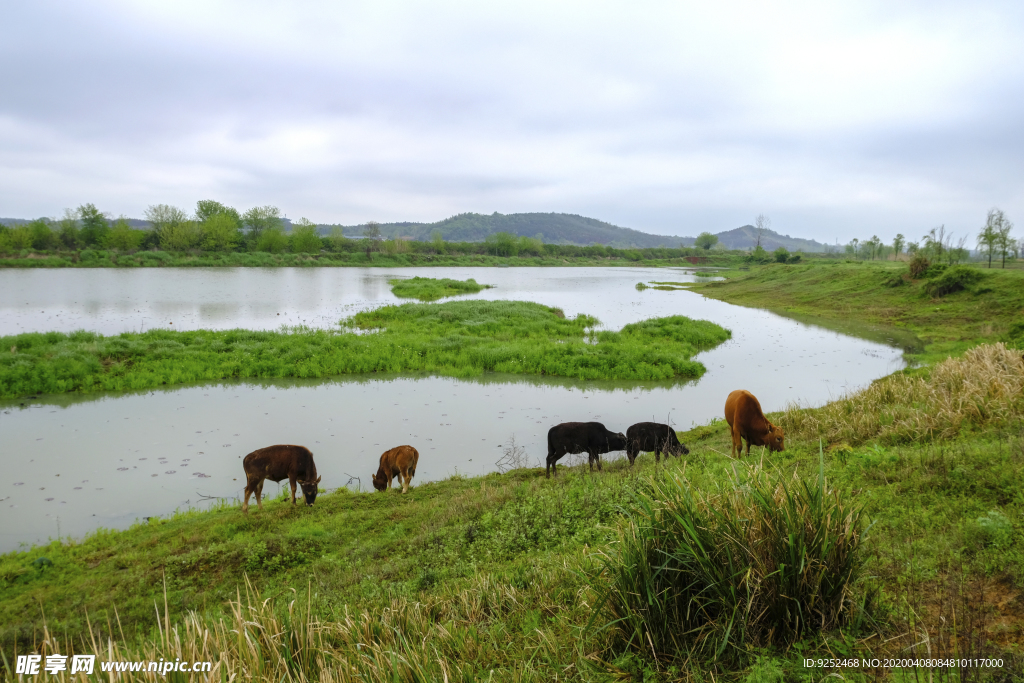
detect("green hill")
[324,212,693,248]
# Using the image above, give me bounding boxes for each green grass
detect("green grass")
[0,300,731,398]
[3,395,1021,679]
[693,260,1024,363]
[388,276,493,301]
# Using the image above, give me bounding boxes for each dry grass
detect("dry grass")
[15,569,600,682]
[783,343,1024,446]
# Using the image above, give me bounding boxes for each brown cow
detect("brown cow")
[372,445,419,493]
[242,444,321,514]
[724,390,785,458]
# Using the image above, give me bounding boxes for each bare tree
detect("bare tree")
[754,214,771,249]
[993,209,1015,268]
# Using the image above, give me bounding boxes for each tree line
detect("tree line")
[0,202,715,260]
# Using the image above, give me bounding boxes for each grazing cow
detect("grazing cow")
[724,390,785,458]
[626,422,689,466]
[372,445,419,493]
[242,445,321,514]
[546,422,627,478]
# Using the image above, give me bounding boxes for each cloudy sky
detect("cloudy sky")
[2,1,1022,242]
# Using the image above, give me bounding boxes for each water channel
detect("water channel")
[0,267,907,552]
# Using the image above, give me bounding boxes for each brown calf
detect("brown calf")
[372,445,419,493]
[242,444,321,514]
[724,390,785,458]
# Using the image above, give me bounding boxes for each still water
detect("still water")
[0,267,906,552]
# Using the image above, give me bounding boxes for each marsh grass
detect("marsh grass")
[0,300,731,398]
[388,276,493,301]
[783,343,1024,446]
[594,451,870,666]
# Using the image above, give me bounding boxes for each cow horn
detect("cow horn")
[316,475,322,484]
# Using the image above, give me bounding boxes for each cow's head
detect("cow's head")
[670,440,690,457]
[299,475,322,506]
[767,424,785,452]
[610,431,628,451]
[371,472,388,492]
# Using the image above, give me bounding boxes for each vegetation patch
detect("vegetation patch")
[923,264,988,297]
[784,343,1024,446]
[595,454,870,664]
[694,260,1024,362]
[388,276,493,301]
[0,300,731,398]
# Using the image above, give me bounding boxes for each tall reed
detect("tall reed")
[593,452,869,665]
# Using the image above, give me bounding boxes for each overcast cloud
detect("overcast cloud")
[1,0,1022,242]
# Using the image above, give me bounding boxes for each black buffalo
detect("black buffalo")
[626,422,689,466]
[546,422,627,478]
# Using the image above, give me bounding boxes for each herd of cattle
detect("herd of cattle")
[240,389,785,514]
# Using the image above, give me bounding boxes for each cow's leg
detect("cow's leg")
[255,479,265,510]
[626,446,636,467]
[401,467,410,494]
[730,426,742,458]
[655,448,662,464]
[290,478,298,505]
[242,481,254,514]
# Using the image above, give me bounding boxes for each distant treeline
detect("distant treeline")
[0,202,729,261]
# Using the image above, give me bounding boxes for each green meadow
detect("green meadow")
[693,259,1024,364]
[0,300,731,399]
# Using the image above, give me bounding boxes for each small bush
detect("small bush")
[882,271,906,287]
[923,265,985,297]
[908,254,929,278]
[787,253,802,263]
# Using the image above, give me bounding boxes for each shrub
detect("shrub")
[908,254,929,278]
[594,455,869,663]
[923,265,985,297]
[787,252,802,263]
[773,247,790,263]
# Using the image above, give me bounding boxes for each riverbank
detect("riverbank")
[3,345,1021,679]
[0,300,731,399]
[0,248,737,269]
[692,260,1024,363]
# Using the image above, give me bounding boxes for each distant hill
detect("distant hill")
[715,225,826,252]
[324,212,693,249]
[5,211,827,252]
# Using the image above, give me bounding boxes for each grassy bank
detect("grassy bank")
[0,248,741,269]
[3,346,1022,679]
[389,276,493,301]
[0,300,731,399]
[693,260,1024,362]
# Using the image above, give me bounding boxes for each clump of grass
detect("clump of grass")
[389,276,493,301]
[783,343,1024,446]
[593,453,870,665]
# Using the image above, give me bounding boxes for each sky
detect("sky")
[1,1,1022,243]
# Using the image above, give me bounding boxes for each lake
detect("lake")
[0,267,906,552]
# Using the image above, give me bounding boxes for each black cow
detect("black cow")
[546,422,627,478]
[626,422,689,466]
[242,445,321,514]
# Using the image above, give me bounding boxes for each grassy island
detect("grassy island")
[389,276,493,301]
[0,300,731,399]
